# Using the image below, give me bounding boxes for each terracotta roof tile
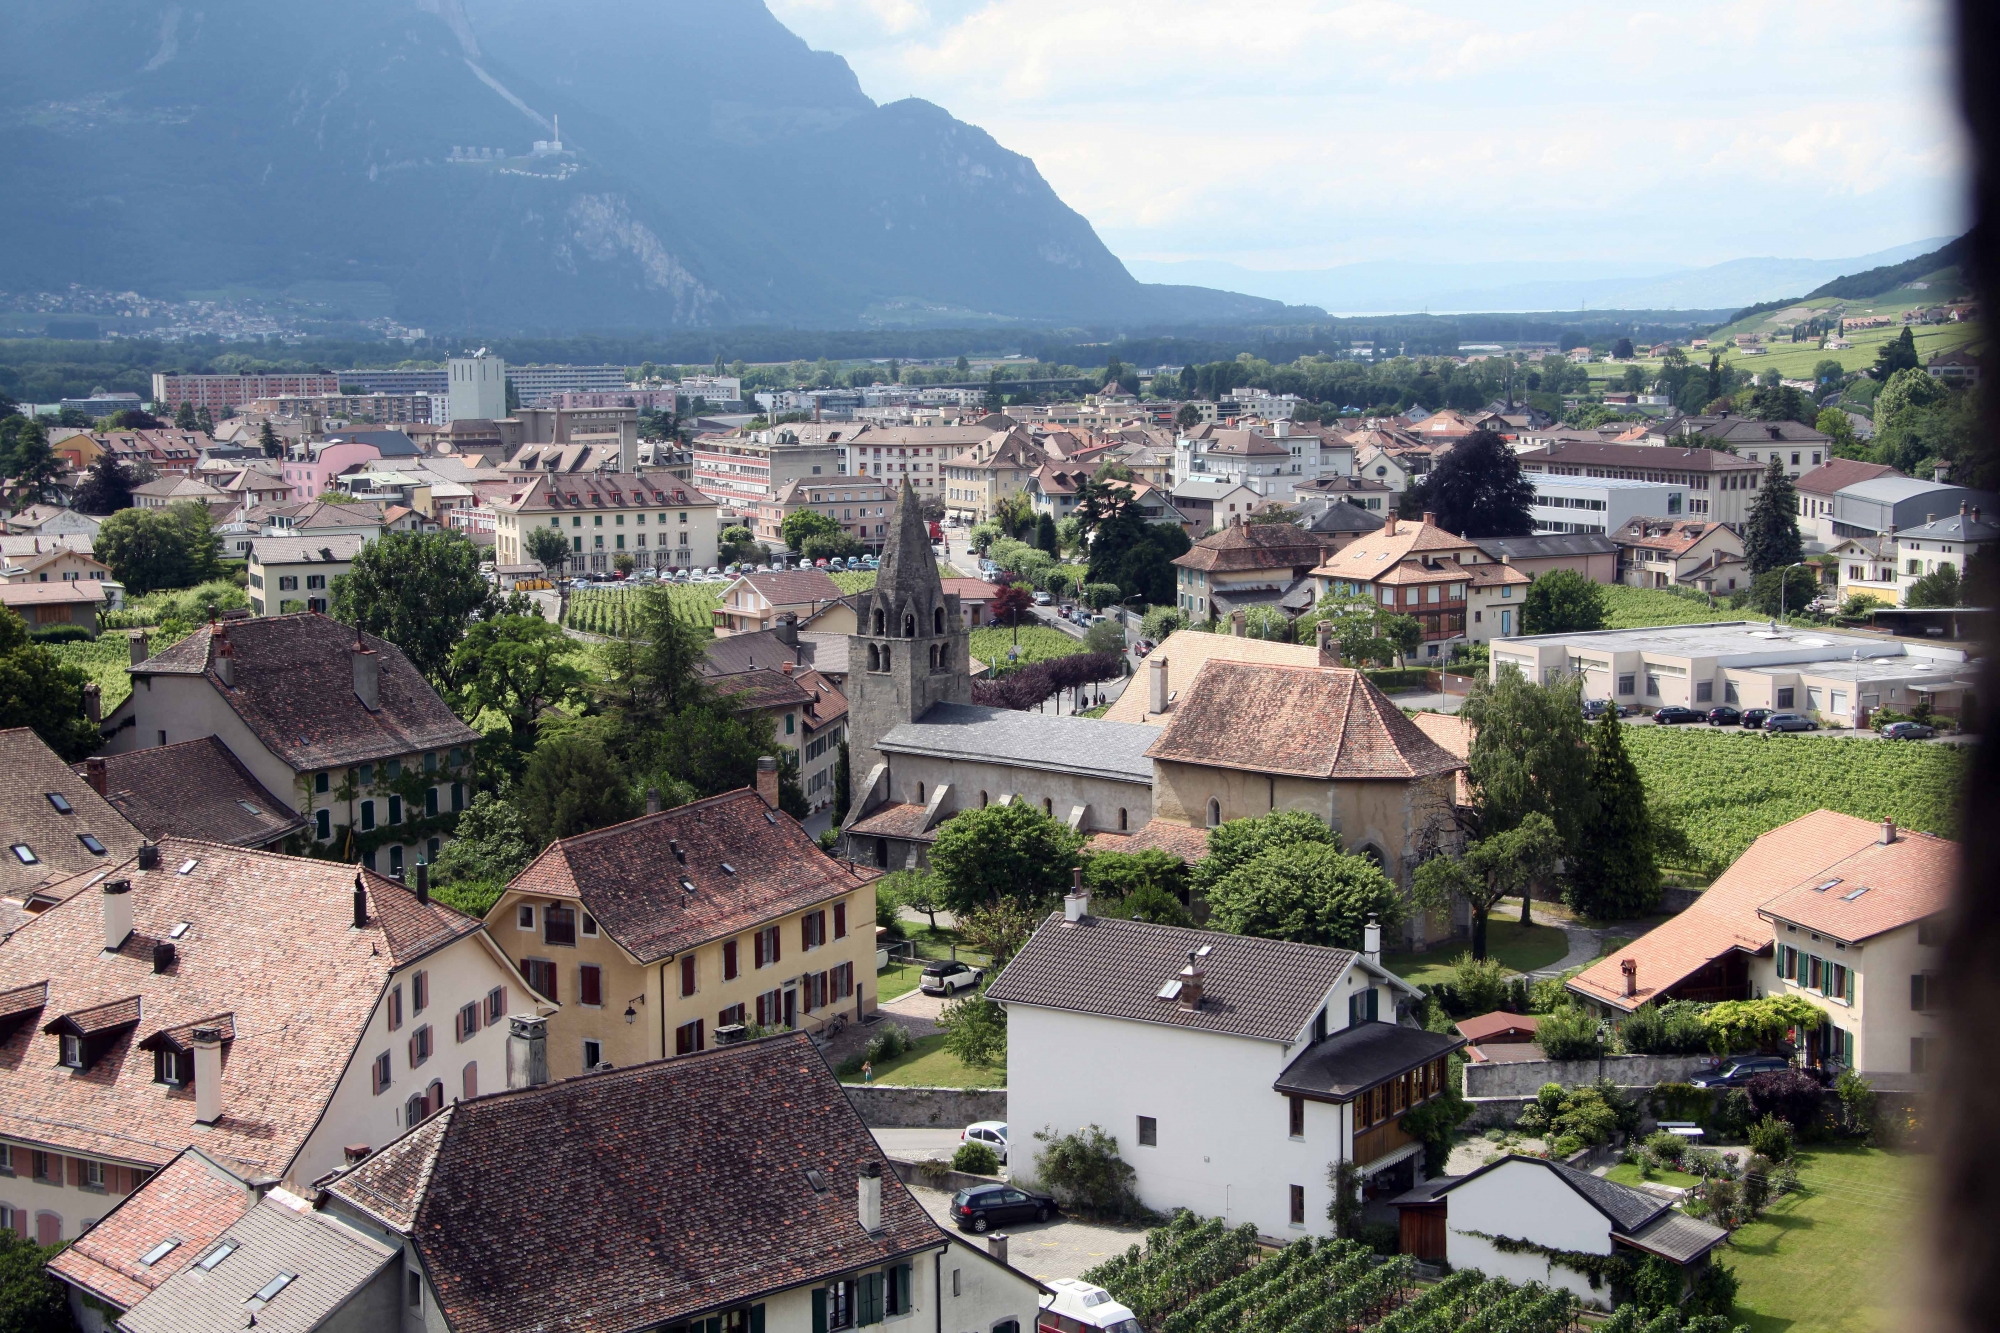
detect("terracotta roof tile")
[506,789,878,964]
[1172,521,1340,574]
[1084,820,1212,863]
[46,1147,254,1310]
[324,1034,945,1333]
[847,802,937,842]
[1100,632,1319,725]
[1757,827,1954,943]
[737,568,845,608]
[84,736,306,848]
[0,728,146,902]
[1408,712,1474,805]
[1146,661,1467,781]
[715,668,817,713]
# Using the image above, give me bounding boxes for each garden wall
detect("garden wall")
[842,1084,1007,1128]
[1463,1053,1715,1100]
[1660,885,1704,914]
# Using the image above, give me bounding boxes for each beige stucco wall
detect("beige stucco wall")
[1770,919,1941,1073]
[885,754,1153,833]
[1151,762,1457,880]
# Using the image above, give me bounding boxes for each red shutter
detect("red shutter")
[833,903,847,939]
[680,955,697,997]
[753,931,766,969]
[770,927,781,964]
[408,1034,418,1066]
[724,940,739,980]
[462,1061,478,1100]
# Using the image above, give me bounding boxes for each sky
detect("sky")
[767,0,1968,277]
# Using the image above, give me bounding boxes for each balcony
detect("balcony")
[1354,1115,1419,1168]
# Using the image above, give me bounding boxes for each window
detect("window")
[9,845,36,866]
[315,809,331,839]
[1290,1184,1306,1226]
[409,1271,424,1310]
[412,971,428,1013]
[754,925,781,968]
[1695,680,1713,703]
[803,910,827,950]
[516,904,535,931]
[315,772,329,794]
[359,800,375,831]
[372,1051,391,1094]
[44,792,71,814]
[1137,1115,1158,1147]
[885,1264,912,1317]
[723,939,740,980]
[388,795,403,825]
[545,903,577,946]
[78,833,106,855]
[387,985,404,1030]
[456,1002,480,1042]
[408,1024,433,1067]
[1777,687,1795,709]
[675,1019,704,1055]
[581,913,598,938]
[1289,1094,1305,1138]
[681,955,697,997]
[485,986,507,1024]
[832,961,854,1001]
[1206,798,1221,828]
[583,1038,603,1069]
[523,958,557,1001]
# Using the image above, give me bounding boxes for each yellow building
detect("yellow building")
[489,470,720,575]
[487,781,881,1079]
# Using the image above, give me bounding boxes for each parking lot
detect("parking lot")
[905,1183,1147,1282]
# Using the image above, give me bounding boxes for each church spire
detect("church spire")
[875,479,939,603]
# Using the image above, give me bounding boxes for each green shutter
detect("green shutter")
[892,1264,912,1315]
[751,1304,766,1333]
[812,1290,827,1333]
[859,1272,884,1326]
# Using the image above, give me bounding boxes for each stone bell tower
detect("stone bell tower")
[846,480,969,779]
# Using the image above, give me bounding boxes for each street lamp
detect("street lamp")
[1775,561,1817,623]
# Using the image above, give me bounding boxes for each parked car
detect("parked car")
[1034,591,1052,605]
[1764,712,1818,732]
[814,558,829,568]
[1880,720,1937,740]
[951,1183,1056,1233]
[1740,707,1774,729]
[1690,1056,1795,1089]
[1652,705,1704,725]
[1705,706,1742,726]
[920,959,984,996]
[1040,1280,1142,1333]
[960,1121,1009,1165]
[1581,699,1636,720]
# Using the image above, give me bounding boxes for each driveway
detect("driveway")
[906,1183,1149,1282]
[872,1128,968,1163]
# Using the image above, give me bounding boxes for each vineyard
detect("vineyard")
[828,562,959,596]
[968,625,1090,672]
[562,585,720,638]
[1627,728,1967,878]
[1081,1214,1583,1333]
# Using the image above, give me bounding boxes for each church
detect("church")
[838,483,1468,945]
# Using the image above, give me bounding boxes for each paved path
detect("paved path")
[873,1128,971,1163]
[907,1184,1147,1281]
[1523,923,1613,979]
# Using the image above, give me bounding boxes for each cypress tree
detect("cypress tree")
[1564,710,1660,920]
[1743,455,1802,574]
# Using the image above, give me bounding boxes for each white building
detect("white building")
[245,535,361,616]
[447,350,507,423]
[1174,421,1353,498]
[989,901,1461,1237]
[1530,475,1685,536]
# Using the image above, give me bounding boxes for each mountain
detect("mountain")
[1805,234,1971,300]
[1124,239,1953,315]
[0,0,1297,331]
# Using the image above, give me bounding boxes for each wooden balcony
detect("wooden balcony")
[1354,1115,1418,1168]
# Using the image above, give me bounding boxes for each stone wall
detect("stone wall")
[1463,1053,1715,1100]
[1660,885,1705,914]
[843,1083,1007,1128]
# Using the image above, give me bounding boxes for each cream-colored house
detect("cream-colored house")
[489,784,881,1080]
[0,543,112,588]
[488,470,719,575]
[1830,534,1900,607]
[715,567,851,636]
[246,534,360,616]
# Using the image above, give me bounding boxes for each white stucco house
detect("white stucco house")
[987,895,1462,1240]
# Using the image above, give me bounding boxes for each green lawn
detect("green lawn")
[1380,920,1570,986]
[845,1033,1004,1088]
[876,961,924,1002]
[1727,1145,1924,1333]
[1604,1162,1701,1190]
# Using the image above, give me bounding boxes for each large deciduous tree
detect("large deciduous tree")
[1520,569,1606,636]
[95,502,223,594]
[524,523,571,577]
[450,614,587,744]
[929,803,1086,914]
[1203,840,1402,950]
[71,454,135,515]
[330,531,496,688]
[0,607,100,761]
[1743,456,1804,575]
[514,727,640,847]
[1412,812,1562,959]
[782,507,842,552]
[1460,667,1596,923]
[1401,429,1535,537]
[1563,710,1661,920]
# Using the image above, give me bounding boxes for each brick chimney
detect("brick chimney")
[1422,511,1437,527]
[191,1027,224,1125]
[1383,514,1398,536]
[756,755,780,808]
[1620,957,1638,999]
[987,1233,1010,1265]
[1176,950,1205,1010]
[1880,818,1898,845]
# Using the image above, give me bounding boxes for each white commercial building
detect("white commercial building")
[1530,474,1685,536]
[447,350,508,423]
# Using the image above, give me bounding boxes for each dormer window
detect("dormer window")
[60,1034,82,1067]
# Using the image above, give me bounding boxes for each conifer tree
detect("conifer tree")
[1564,710,1660,920]
[1743,456,1802,574]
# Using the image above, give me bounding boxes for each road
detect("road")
[871,1128,971,1163]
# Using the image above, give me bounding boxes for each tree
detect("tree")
[1906,561,1962,608]
[801,531,864,561]
[1175,403,1202,431]
[259,419,283,458]
[1742,456,1803,575]
[0,607,100,761]
[1520,569,1606,635]
[514,728,640,847]
[600,586,715,723]
[94,502,222,594]
[782,508,842,552]
[174,399,199,430]
[1874,366,1948,434]
[1460,668,1595,922]
[195,405,214,435]
[1402,429,1535,537]
[1564,710,1660,920]
[450,614,587,743]
[957,899,1038,970]
[719,525,767,566]
[1036,511,1059,556]
[1191,810,1337,896]
[0,1226,71,1333]
[330,531,496,688]
[1749,564,1823,616]
[1611,337,1635,360]
[1204,840,1403,949]
[938,994,1007,1068]
[1084,618,1126,656]
[524,523,571,578]
[1412,812,1562,959]
[429,791,537,915]
[878,868,947,931]
[1870,325,1919,379]
[1815,407,1860,456]
[929,803,1086,914]
[0,417,62,508]
[1085,493,1190,605]
[71,453,135,515]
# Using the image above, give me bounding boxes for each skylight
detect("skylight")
[238,801,262,815]
[139,1239,180,1266]
[1812,879,1842,894]
[45,793,72,814]
[9,844,36,865]
[196,1241,237,1272]
[1842,886,1871,901]
[250,1272,295,1303]
[78,834,106,855]
[169,922,191,939]
[177,859,199,875]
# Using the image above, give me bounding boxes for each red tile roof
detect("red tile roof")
[738,567,844,608]
[46,1147,254,1310]
[715,667,817,712]
[1569,810,1891,1011]
[847,802,937,842]
[1455,1011,1541,1044]
[1794,459,1901,498]
[1172,519,1339,574]
[84,736,306,848]
[506,789,879,964]
[324,1035,947,1333]
[1084,820,1212,862]
[1147,661,1467,781]
[1757,826,1954,944]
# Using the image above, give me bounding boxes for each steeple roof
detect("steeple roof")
[874,479,941,605]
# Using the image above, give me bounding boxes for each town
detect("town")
[0,274,1978,1333]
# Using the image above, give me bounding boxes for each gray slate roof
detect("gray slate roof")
[1625,1209,1730,1264]
[1895,511,2000,543]
[986,912,1356,1044]
[121,1193,398,1333]
[249,535,365,565]
[1273,1021,1465,1101]
[1437,1155,1671,1235]
[1472,534,1619,561]
[879,703,1156,783]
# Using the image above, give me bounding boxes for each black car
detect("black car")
[1690,1056,1796,1089]
[1652,706,1703,725]
[1705,706,1742,726]
[1741,708,1774,729]
[952,1184,1057,1232]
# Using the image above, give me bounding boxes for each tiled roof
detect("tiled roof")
[715,668,817,713]
[847,802,937,842]
[85,736,307,848]
[493,471,712,513]
[247,535,364,565]
[1084,820,1213,863]
[0,727,146,903]
[506,789,878,964]
[699,626,840,677]
[880,703,1158,783]
[1795,459,1901,497]
[1438,1155,1670,1234]
[1173,519,1338,573]
[1455,1011,1540,1043]
[987,912,1355,1043]
[324,1035,945,1333]
[1273,1021,1464,1100]
[1517,440,1761,472]
[1613,520,1734,556]
[1408,712,1474,805]
[1695,417,1832,448]
[120,1188,400,1333]
[1756,826,1954,944]
[737,567,844,608]
[0,580,105,606]
[1100,631,1319,725]
[0,838,481,1176]
[1569,810,1889,1011]
[126,614,480,772]
[1147,662,1466,781]
[1309,514,1478,582]
[46,1147,254,1310]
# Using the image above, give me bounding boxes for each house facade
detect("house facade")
[715,667,850,812]
[1611,520,1747,594]
[716,567,852,636]
[1172,516,1340,622]
[1892,504,1996,599]
[489,470,720,574]
[1515,440,1764,525]
[1310,513,1480,661]
[246,535,361,616]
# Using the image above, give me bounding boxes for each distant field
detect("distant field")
[47,634,145,713]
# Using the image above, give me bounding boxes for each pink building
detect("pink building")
[280,441,382,501]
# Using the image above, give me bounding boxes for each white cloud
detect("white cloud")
[767,0,1966,270]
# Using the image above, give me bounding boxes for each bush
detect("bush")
[1032,1124,1143,1219]
[1617,1000,1712,1055]
[1745,1067,1825,1137]
[1835,1066,1876,1137]
[0,1228,70,1331]
[27,624,92,644]
[1450,952,1509,1015]
[864,1025,912,1064]
[1742,1155,1771,1214]
[1688,1259,1741,1319]
[1645,1130,1687,1166]
[1081,581,1122,610]
[952,1142,1001,1175]
[1140,605,1187,640]
[1536,1004,1604,1060]
[1747,1113,1795,1162]
[938,995,1007,1069]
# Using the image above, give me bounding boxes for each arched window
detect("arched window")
[1206,798,1222,828]
[979,790,989,808]
[915,782,926,803]
[1356,843,1386,868]
[934,606,946,634]
[881,646,891,672]
[903,613,916,638]
[872,608,885,635]
[1042,797,1053,816]
[1118,808,1129,831]
[867,644,880,672]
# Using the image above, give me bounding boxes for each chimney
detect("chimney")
[1935,461,1952,483]
[214,639,233,687]
[82,682,101,727]
[102,878,134,952]
[351,645,380,711]
[1229,609,1246,637]
[191,1027,224,1124]
[137,842,160,870]
[1383,514,1398,536]
[1315,619,1336,667]
[781,660,795,675]
[774,612,799,647]
[1499,552,1511,566]
[1176,950,1205,1010]
[646,787,662,815]
[1620,957,1638,999]
[756,755,780,809]
[1363,915,1381,966]
[1147,654,1169,714]
[414,861,430,906]
[153,941,176,973]
[507,1015,550,1089]
[352,873,368,929]
[128,630,150,666]
[987,1233,1010,1265]
[1063,868,1089,925]
[858,1162,884,1233]
[1880,818,1898,845]
[342,1145,371,1165]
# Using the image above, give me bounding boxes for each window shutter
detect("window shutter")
[834,903,847,939]
[771,927,781,964]
[681,955,696,997]
[754,931,766,969]
[859,1272,884,1325]
[724,940,739,981]
[750,1303,765,1333]
[812,1288,828,1333]
[1366,988,1379,1022]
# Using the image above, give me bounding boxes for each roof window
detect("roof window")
[9,844,37,865]
[196,1241,237,1272]
[139,1239,180,1266]
[1842,885,1871,901]
[45,793,72,814]
[78,834,106,855]
[169,922,191,939]
[177,858,199,876]
[238,801,262,815]
[720,863,736,876]
[251,1272,296,1303]
[1812,878,1842,894]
